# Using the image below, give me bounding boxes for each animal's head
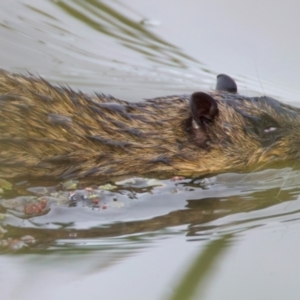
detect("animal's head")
[188,74,300,167]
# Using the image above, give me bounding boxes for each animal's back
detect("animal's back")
[0,70,194,179]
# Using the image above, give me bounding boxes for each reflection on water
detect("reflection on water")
[0,0,212,102]
[2,165,300,298]
[169,234,232,300]
[2,166,300,254]
[54,0,199,68]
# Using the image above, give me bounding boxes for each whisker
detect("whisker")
[281,161,300,209]
[236,161,273,185]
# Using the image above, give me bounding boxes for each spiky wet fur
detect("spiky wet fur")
[0,69,299,180]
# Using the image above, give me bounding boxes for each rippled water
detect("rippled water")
[1,1,300,300]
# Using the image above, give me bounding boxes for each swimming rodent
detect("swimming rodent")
[0,70,298,180]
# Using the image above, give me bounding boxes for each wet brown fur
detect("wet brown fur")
[0,69,300,180]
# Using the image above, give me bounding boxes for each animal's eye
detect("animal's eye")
[264,127,277,133]
[259,126,281,147]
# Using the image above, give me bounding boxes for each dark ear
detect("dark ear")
[216,74,237,93]
[189,92,219,126]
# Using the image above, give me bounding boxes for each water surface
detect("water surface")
[1,1,300,300]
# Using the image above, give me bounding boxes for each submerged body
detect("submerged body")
[0,70,299,180]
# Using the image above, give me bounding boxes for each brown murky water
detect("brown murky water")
[1,1,300,299]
